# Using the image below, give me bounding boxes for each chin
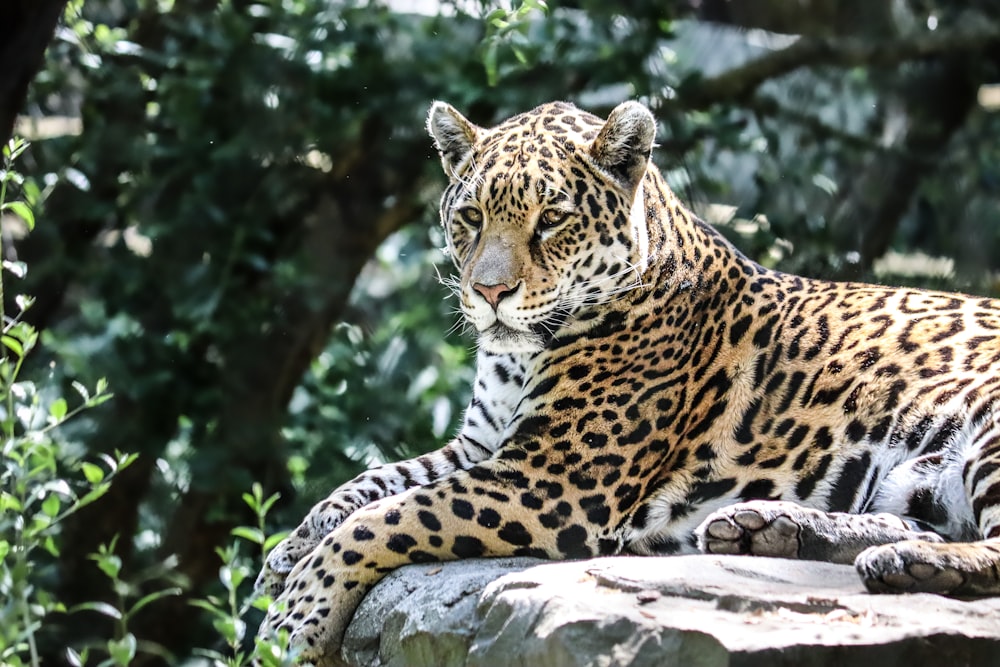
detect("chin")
[477,325,545,355]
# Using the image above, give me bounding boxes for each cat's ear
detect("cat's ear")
[427,101,481,178]
[590,101,656,192]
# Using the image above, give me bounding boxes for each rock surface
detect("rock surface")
[342,554,1000,667]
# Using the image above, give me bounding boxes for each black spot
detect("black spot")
[617,420,651,446]
[556,525,591,558]
[740,479,775,499]
[617,484,642,513]
[418,510,442,531]
[386,533,418,554]
[826,452,872,512]
[520,492,543,509]
[515,415,553,438]
[477,507,501,528]
[353,526,375,541]
[415,494,433,507]
[846,419,867,442]
[796,453,832,500]
[409,550,437,563]
[735,399,762,444]
[498,521,533,546]
[686,401,728,439]
[580,495,611,526]
[689,478,737,504]
[384,509,401,525]
[452,535,486,558]
[342,550,363,565]
[451,498,475,520]
[729,314,752,345]
[813,426,833,449]
[568,470,598,490]
[322,574,335,587]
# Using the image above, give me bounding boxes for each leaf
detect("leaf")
[15,294,35,313]
[1,259,27,278]
[87,393,114,408]
[1,492,23,512]
[264,531,289,552]
[92,552,122,580]
[107,633,137,666]
[211,616,246,645]
[50,398,68,422]
[129,587,182,616]
[69,600,123,620]
[259,491,281,515]
[43,534,60,557]
[42,493,61,517]
[41,478,73,498]
[81,461,105,484]
[72,380,90,402]
[1,335,23,358]
[231,526,265,545]
[4,201,34,231]
[66,647,87,667]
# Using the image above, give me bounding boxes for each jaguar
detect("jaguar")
[257,100,1000,665]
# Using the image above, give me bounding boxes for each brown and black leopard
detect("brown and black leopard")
[257,100,1000,665]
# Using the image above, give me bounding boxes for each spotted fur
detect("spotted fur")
[258,101,1000,665]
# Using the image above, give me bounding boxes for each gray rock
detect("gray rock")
[342,555,1000,667]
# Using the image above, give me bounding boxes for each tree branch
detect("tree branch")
[675,12,1000,110]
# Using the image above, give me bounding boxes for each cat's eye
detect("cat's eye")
[456,207,483,230]
[538,208,570,231]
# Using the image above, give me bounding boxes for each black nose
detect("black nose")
[473,282,516,310]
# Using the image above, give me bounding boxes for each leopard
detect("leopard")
[257,99,1000,665]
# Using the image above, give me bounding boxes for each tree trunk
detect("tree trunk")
[829,57,980,280]
[0,0,67,146]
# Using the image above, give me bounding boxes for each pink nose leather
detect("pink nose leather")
[473,283,515,310]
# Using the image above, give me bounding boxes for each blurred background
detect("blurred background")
[2,0,1000,664]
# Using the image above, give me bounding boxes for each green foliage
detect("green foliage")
[7,0,1000,663]
[192,484,292,667]
[0,138,128,667]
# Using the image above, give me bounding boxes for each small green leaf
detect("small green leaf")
[231,526,265,545]
[107,633,137,666]
[260,491,281,516]
[1,492,24,512]
[42,493,60,517]
[91,552,122,580]
[129,587,182,616]
[4,201,34,231]
[50,398,68,422]
[69,600,123,620]
[211,616,246,645]
[264,531,289,552]
[2,335,23,358]
[81,461,105,484]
